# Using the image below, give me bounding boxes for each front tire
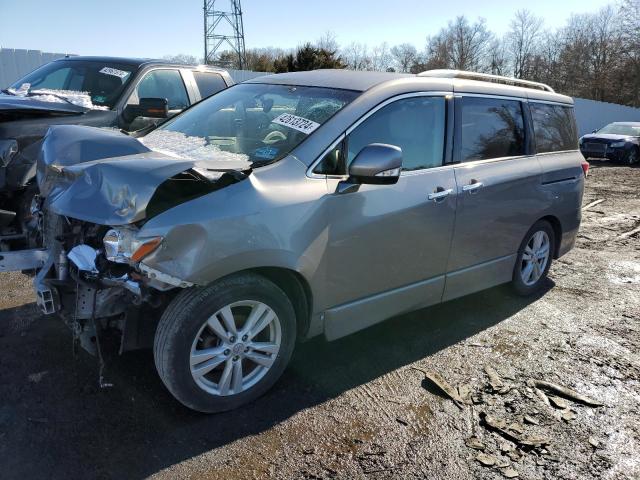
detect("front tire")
[512,220,555,296]
[154,273,296,413]
[624,147,639,166]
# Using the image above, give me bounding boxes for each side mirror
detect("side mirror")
[592,129,598,134]
[337,144,402,194]
[123,97,169,122]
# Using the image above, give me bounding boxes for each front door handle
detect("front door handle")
[428,188,453,202]
[462,180,484,193]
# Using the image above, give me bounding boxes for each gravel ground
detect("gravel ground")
[0,160,638,480]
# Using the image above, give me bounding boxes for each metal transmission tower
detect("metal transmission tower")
[203,0,246,69]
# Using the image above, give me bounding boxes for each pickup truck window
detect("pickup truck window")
[193,72,227,99]
[134,69,190,110]
[9,60,135,108]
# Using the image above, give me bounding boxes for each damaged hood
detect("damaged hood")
[38,125,250,225]
[0,93,88,117]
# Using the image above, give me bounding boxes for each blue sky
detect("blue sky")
[0,0,611,59]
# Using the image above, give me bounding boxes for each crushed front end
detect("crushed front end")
[33,207,186,358]
[7,125,250,371]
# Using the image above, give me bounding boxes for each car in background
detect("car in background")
[579,122,640,165]
[0,69,586,413]
[0,56,233,251]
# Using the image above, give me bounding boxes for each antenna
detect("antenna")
[204,0,246,69]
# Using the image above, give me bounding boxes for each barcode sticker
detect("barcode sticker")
[272,113,320,134]
[99,67,130,79]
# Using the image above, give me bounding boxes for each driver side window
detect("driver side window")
[129,69,189,110]
[314,96,446,175]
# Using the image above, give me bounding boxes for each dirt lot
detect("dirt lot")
[0,160,638,480]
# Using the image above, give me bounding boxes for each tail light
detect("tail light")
[581,160,590,177]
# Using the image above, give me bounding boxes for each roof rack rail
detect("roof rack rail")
[417,69,555,93]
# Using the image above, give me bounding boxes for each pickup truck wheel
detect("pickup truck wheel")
[154,273,296,413]
[512,220,555,296]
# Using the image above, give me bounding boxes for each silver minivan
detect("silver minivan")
[3,69,587,412]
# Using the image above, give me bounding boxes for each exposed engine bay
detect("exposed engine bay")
[32,208,178,358]
[1,125,251,372]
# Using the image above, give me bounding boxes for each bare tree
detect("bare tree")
[163,54,202,65]
[489,38,508,75]
[391,43,418,72]
[588,6,621,101]
[506,10,543,78]
[316,31,339,54]
[342,42,371,70]
[618,0,640,105]
[370,42,393,71]
[425,16,494,72]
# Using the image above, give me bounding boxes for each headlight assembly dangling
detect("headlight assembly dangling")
[103,228,162,264]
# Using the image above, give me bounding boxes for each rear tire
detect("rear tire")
[512,220,555,296]
[154,273,296,413]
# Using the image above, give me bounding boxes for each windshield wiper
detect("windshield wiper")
[27,90,78,107]
[0,88,16,96]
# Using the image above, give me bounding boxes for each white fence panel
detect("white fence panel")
[227,69,272,83]
[0,48,70,87]
[574,98,640,136]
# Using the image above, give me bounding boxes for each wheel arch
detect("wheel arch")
[224,266,313,340]
[536,215,562,258]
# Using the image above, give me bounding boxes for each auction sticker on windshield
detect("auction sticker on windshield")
[99,67,130,79]
[272,113,320,134]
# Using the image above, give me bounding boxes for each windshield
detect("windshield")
[597,123,640,136]
[9,60,136,108]
[141,83,359,166]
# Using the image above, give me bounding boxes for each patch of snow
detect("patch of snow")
[140,130,250,165]
[607,260,640,285]
[8,83,109,110]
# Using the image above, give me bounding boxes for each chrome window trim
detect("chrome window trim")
[536,149,581,156]
[306,91,452,179]
[456,93,574,108]
[453,154,534,167]
[528,99,575,108]
[454,92,528,102]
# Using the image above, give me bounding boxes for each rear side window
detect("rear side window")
[193,72,227,99]
[346,96,446,172]
[459,97,525,161]
[530,103,578,153]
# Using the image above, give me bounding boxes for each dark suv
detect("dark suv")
[0,56,234,250]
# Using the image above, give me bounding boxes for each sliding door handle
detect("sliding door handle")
[462,180,484,193]
[428,188,453,201]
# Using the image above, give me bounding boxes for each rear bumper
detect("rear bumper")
[558,226,579,258]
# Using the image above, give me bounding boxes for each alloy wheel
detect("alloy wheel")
[520,231,551,286]
[189,300,282,396]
